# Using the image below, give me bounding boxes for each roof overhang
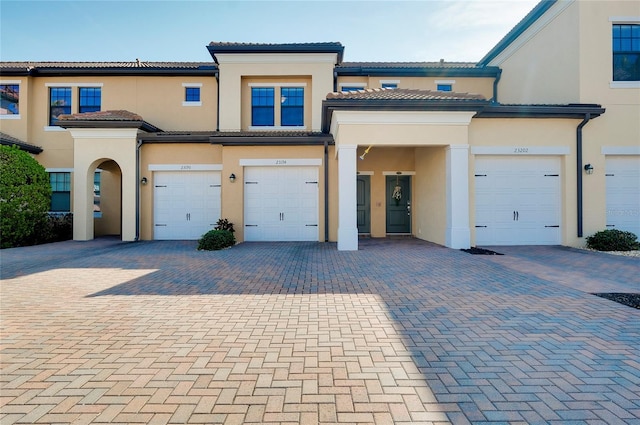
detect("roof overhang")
[58,119,162,133]
[476,104,606,119]
[335,66,501,78]
[210,131,334,146]
[0,133,43,154]
[207,42,344,64]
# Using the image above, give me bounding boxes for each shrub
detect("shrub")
[586,229,640,251]
[198,229,235,251]
[215,218,235,233]
[0,145,52,248]
[34,213,73,244]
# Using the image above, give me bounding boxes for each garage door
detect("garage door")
[475,157,561,245]
[606,156,640,237]
[244,167,318,241]
[154,171,221,240]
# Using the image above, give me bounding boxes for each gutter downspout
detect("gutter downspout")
[576,113,591,238]
[135,139,142,241]
[324,139,329,242]
[215,72,220,131]
[492,69,502,103]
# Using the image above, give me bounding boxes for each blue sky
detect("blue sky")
[1,0,539,63]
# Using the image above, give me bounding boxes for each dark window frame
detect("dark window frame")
[49,87,72,126]
[0,84,19,115]
[613,23,640,82]
[251,87,275,126]
[78,87,101,114]
[49,172,71,212]
[185,87,200,102]
[437,84,453,92]
[280,87,304,127]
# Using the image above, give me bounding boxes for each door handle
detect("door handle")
[513,211,516,221]
[516,211,519,221]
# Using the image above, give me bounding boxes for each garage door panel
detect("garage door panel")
[244,166,319,241]
[154,171,221,240]
[606,156,640,237]
[475,157,561,246]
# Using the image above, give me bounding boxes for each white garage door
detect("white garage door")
[606,156,640,237]
[154,171,221,240]
[475,156,561,245]
[244,167,318,241]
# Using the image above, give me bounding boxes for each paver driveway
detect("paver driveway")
[1,238,639,424]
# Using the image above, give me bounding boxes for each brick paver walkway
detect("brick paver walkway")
[1,238,639,424]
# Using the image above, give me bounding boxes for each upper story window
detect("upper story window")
[79,87,101,113]
[380,80,399,89]
[613,24,640,81]
[280,87,304,126]
[49,87,72,126]
[183,83,202,106]
[0,83,19,116]
[437,84,452,92]
[251,87,275,126]
[185,87,200,102]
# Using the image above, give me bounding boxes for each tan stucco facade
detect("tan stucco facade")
[2,0,638,249]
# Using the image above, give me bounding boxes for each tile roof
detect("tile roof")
[209,131,330,138]
[326,88,487,101]
[209,41,343,49]
[58,110,144,122]
[207,42,345,64]
[338,61,478,69]
[0,132,43,154]
[0,61,213,69]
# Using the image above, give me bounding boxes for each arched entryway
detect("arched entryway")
[92,159,122,238]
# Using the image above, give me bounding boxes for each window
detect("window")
[49,172,71,212]
[94,171,101,217]
[185,87,200,102]
[0,84,19,115]
[79,87,101,113]
[340,86,366,92]
[613,24,640,81]
[437,84,452,92]
[381,83,397,89]
[251,87,275,126]
[280,87,304,126]
[49,87,71,126]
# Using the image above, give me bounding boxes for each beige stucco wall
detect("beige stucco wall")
[94,161,122,237]
[216,53,337,132]
[414,146,447,245]
[494,1,581,104]
[139,143,223,240]
[336,76,494,98]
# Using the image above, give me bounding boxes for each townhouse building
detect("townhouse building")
[1,0,638,250]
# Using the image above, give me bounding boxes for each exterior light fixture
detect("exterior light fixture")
[229,173,236,183]
[584,163,594,175]
[140,177,148,185]
[359,145,372,160]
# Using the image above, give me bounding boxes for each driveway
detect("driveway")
[1,238,639,424]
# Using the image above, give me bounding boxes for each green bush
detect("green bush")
[198,229,235,251]
[34,213,73,244]
[0,145,52,248]
[215,218,235,233]
[586,229,640,251]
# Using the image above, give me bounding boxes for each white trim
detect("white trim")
[610,81,640,89]
[339,82,366,89]
[248,82,307,88]
[471,146,570,155]
[0,80,21,84]
[0,114,20,120]
[240,158,322,167]
[488,0,574,66]
[435,79,456,85]
[609,16,640,23]
[379,79,400,85]
[182,82,203,87]
[46,168,74,172]
[602,146,640,155]
[382,171,416,176]
[356,171,374,176]
[45,82,104,87]
[68,128,138,139]
[215,53,338,65]
[149,164,223,171]
[44,126,67,132]
[248,125,306,131]
[182,101,202,107]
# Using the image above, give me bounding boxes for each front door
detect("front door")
[357,175,370,233]
[386,175,411,233]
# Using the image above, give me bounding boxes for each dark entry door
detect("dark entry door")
[386,175,411,233]
[357,175,370,233]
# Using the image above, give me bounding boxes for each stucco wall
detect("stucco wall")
[414,146,447,245]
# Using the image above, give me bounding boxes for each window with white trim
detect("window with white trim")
[183,83,203,106]
[613,23,640,81]
[250,85,305,128]
[49,172,71,212]
[0,83,19,116]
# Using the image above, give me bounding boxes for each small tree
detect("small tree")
[0,145,52,248]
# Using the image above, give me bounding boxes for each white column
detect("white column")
[446,144,471,249]
[337,145,358,251]
[72,164,93,241]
